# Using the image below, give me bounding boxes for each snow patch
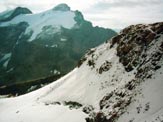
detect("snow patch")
[3,60,9,68]
[0,53,12,68]
[0,53,11,62]
[118,67,163,122]
[60,38,67,42]
[51,44,58,48]
[51,69,61,75]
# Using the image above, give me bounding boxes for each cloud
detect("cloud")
[84,0,163,29]
[0,0,163,29]
[92,0,162,10]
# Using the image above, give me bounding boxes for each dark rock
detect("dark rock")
[78,56,87,67]
[110,35,122,48]
[145,33,156,44]
[64,101,82,109]
[99,92,113,109]
[87,49,96,56]
[98,61,112,74]
[83,105,94,114]
[88,60,95,68]
[95,112,108,122]
[114,22,163,74]
[85,117,94,122]
[125,80,136,90]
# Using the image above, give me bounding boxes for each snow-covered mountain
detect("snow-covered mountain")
[0,22,162,122]
[0,3,117,93]
[0,4,77,42]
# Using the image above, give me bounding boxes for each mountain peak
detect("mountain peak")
[0,7,32,22]
[14,7,32,15]
[53,3,71,11]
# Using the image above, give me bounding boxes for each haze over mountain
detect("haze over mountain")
[0,22,162,122]
[0,4,117,94]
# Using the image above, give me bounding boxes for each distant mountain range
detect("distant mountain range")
[0,4,117,94]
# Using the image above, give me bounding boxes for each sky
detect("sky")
[0,0,163,30]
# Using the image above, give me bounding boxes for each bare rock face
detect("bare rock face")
[98,61,112,74]
[110,22,163,78]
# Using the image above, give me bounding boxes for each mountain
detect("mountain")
[0,22,162,122]
[0,7,32,22]
[0,4,117,93]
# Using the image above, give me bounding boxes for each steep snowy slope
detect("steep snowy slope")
[0,22,162,122]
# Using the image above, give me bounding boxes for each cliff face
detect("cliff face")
[112,22,163,76]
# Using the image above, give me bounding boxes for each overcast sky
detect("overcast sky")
[0,0,163,30]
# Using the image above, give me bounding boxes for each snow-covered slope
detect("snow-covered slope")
[0,22,162,122]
